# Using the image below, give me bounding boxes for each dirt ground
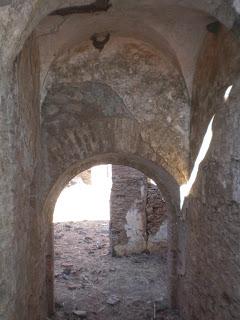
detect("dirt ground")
[52,221,182,320]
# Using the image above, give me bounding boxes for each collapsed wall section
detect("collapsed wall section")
[110,165,148,256]
[146,183,168,252]
[110,165,168,256]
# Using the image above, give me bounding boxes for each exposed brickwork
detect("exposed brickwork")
[146,184,168,252]
[110,167,168,256]
[178,28,240,320]
[110,165,147,256]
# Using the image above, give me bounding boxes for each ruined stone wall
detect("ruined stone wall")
[0,33,47,320]
[146,184,168,252]
[15,33,50,319]
[110,167,168,256]
[110,165,147,256]
[0,69,20,320]
[178,27,240,320]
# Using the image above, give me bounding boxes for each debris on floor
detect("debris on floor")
[52,221,182,320]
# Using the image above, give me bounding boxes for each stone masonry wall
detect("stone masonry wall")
[14,32,49,320]
[0,32,47,320]
[110,166,168,256]
[42,37,190,184]
[178,27,240,320]
[146,183,168,252]
[110,165,148,256]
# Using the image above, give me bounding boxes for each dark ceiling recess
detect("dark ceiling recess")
[206,21,221,34]
[91,32,110,51]
[50,0,111,16]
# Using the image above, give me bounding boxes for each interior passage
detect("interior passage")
[1,2,240,320]
[53,165,176,319]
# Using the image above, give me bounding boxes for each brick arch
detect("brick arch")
[38,34,187,316]
[42,41,190,184]
[43,116,185,188]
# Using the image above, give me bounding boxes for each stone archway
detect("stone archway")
[42,152,180,316]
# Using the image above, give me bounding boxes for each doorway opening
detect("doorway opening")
[52,165,180,320]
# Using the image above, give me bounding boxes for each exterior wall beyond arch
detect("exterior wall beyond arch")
[110,165,168,256]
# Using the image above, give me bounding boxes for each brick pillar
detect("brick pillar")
[110,165,147,256]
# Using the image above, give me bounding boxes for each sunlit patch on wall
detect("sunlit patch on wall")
[224,85,233,102]
[180,115,215,209]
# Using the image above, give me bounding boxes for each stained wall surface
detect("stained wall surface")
[110,166,168,256]
[146,184,168,252]
[41,36,190,185]
[110,165,148,256]
[0,34,48,320]
[178,27,240,320]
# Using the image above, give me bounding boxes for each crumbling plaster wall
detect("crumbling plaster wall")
[110,165,168,256]
[40,36,182,315]
[0,33,47,320]
[177,27,240,320]
[0,0,238,77]
[36,6,213,95]
[110,165,148,256]
[42,37,190,184]
[146,183,168,252]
